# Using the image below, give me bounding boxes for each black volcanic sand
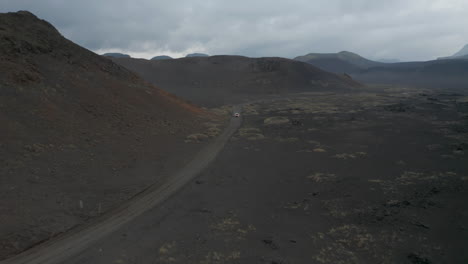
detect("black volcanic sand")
[68,88,468,264]
[0,114,231,260]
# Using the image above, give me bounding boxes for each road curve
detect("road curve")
[1,105,243,264]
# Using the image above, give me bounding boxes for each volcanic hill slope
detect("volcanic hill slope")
[186,53,209,57]
[111,56,362,107]
[102,52,131,58]
[294,51,384,74]
[151,55,173,60]
[0,11,212,259]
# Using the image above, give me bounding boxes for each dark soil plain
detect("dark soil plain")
[68,87,468,264]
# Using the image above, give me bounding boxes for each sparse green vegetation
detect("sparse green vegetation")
[274,137,299,143]
[307,172,336,182]
[238,127,265,140]
[333,152,367,159]
[263,116,290,125]
[185,133,209,143]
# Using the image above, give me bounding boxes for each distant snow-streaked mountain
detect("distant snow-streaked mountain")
[437,44,468,60]
[453,44,468,57]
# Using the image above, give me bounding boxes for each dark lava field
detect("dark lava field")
[69,88,468,264]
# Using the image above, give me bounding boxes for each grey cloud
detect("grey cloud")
[2,0,468,60]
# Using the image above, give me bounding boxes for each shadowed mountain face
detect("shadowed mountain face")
[294,51,384,74]
[377,58,400,63]
[102,52,131,58]
[186,53,209,57]
[0,11,204,145]
[112,56,362,107]
[353,59,468,91]
[0,11,210,258]
[151,55,173,60]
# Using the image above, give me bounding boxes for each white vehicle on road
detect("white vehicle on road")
[233,113,240,117]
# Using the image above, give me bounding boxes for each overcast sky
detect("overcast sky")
[2,0,468,61]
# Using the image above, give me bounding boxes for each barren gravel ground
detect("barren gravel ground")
[62,88,468,264]
[1,107,240,264]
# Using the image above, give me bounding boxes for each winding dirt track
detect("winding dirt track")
[1,106,242,264]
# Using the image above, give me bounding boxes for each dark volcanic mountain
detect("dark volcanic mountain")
[111,56,362,107]
[294,51,468,90]
[186,53,209,57]
[151,55,173,60]
[102,52,131,58]
[294,51,384,74]
[0,11,208,259]
[377,58,400,63]
[353,59,468,90]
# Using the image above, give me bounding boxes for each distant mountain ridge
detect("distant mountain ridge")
[294,51,384,74]
[151,55,173,60]
[111,55,362,107]
[353,59,468,90]
[377,58,400,63]
[294,50,468,90]
[186,53,209,57]
[102,52,131,58]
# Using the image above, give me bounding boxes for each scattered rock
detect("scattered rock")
[385,200,410,207]
[291,119,303,126]
[407,253,431,264]
[413,221,430,229]
[195,208,212,213]
[384,103,413,112]
[262,239,279,250]
[23,143,47,153]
